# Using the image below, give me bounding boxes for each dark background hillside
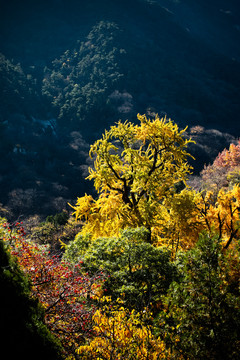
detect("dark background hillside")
[0,0,240,219]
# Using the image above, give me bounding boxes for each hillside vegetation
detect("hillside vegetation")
[0,0,240,217]
[1,115,240,358]
[1,4,240,356]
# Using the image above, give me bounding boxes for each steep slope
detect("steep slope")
[0,0,239,217]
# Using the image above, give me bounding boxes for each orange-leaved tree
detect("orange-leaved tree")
[201,140,240,191]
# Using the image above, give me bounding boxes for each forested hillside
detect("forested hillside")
[1,116,240,358]
[1,2,240,358]
[0,0,240,218]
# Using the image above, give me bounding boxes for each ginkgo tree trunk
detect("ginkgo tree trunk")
[71,114,193,242]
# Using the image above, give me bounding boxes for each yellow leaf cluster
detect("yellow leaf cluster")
[71,192,132,239]
[152,185,240,251]
[153,189,203,250]
[69,194,94,222]
[202,185,240,247]
[77,301,169,359]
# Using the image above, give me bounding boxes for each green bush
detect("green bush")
[64,227,176,311]
[157,234,240,360]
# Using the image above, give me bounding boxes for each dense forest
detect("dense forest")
[0,0,240,218]
[1,0,240,359]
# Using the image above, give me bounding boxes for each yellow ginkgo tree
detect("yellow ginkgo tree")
[71,114,193,242]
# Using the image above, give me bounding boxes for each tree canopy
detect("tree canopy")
[71,114,193,242]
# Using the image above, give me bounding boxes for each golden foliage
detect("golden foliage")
[201,185,240,249]
[152,185,240,251]
[71,114,193,242]
[153,188,203,250]
[77,298,169,359]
